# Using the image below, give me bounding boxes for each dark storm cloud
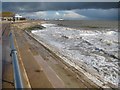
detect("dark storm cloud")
[74,9,118,20]
[2,2,118,12]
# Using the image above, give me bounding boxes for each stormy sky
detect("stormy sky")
[2,0,120,2]
[2,2,119,20]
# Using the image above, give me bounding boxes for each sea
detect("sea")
[46,20,118,30]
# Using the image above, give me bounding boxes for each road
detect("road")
[2,23,14,88]
[12,21,100,88]
[0,22,2,89]
[2,22,32,89]
[12,24,53,88]
[0,44,2,89]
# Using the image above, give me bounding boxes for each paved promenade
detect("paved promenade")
[0,23,2,89]
[2,23,14,88]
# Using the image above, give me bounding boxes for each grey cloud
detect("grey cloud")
[20,9,118,20]
[2,0,120,2]
[2,2,118,20]
[74,9,118,20]
[2,2,118,13]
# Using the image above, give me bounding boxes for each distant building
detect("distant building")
[0,12,26,21]
[15,14,23,21]
[58,18,64,21]
[1,12,15,21]
[0,13,1,21]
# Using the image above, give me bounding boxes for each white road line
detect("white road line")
[34,55,65,88]
[13,31,31,88]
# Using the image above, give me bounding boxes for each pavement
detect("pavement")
[0,44,2,89]
[12,24,53,88]
[34,55,65,88]
[2,23,14,88]
[2,22,32,88]
[0,22,2,89]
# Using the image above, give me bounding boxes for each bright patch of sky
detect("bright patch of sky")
[21,9,118,20]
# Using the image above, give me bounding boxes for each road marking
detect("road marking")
[26,33,65,88]
[12,31,31,88]
[34,55,65,88]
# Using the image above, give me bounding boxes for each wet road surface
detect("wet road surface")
[0,22,2,89]
[2,23,14,88]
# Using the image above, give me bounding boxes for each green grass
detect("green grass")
[26,25,46,32]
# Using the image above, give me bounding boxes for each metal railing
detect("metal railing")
[9,32,24,89]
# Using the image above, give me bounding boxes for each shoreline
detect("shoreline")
[12,20,118,88]
[25,30,101,88]
[30,22,118,88]
[26,30,116,88]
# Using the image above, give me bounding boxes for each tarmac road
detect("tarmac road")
[2,23,14,88]
[13,24,53,88]
[0,22,2,89]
